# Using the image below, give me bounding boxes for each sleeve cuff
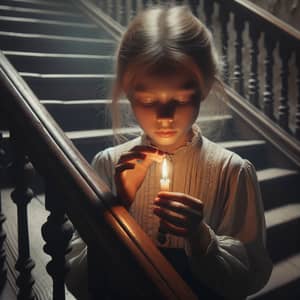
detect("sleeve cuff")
[184,225,219,257]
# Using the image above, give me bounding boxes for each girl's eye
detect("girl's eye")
[172,98,191,105]
[136,98,157,107]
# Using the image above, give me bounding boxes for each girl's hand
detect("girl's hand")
[153,191,211,254]
[115,145,163,208]
[153,191,204,237]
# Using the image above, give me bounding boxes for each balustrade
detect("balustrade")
[92,0,300,140]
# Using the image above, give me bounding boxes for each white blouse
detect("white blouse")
[66,126,272,300]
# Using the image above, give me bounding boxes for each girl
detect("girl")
[66,5,272,299]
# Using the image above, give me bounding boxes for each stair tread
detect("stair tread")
[249,253,300,299]
[265,204,300,228]
[0,30,115,43]
[41,99,124,104]
[0,4,83,18]
[257,168,298,181]
[20,72,115,78]
[3,50,114,59]
[0,15,96,28]
[6,0,76,9]
[218,139,266,148]
[66,127,141,139]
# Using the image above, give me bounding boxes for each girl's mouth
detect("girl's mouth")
[155,130,177,137]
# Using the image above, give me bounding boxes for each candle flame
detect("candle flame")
[162,157,168,179]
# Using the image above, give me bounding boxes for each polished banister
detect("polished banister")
[0,52,197,299]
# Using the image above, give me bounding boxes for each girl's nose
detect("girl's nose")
[156,118,174,129]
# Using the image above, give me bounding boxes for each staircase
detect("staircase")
[0,0,299,299]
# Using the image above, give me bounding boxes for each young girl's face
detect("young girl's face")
[127,65,202,153]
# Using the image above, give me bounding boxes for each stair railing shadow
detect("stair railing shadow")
[0,52,197,300]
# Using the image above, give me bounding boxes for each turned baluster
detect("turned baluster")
[248,23,261,107]
[41,183,73,300]
[99,0,106,12]
[203,0,214,32]
[120,0,127,26]
[106,1,114,18]
[136,0,143,13]
[0,131,7,291]
[115,0,121,24]
[189,0,200,17]
[295,51,300,140]
[130,0,137,20]
[109,0,117,20]
[233,14,245,96]
[219,3,230,84]
[263,34,276,120]
[10,133,35,300]
[278,43,292,132]
[142,0,148,9]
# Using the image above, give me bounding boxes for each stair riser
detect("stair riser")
[227,145,266,170]
[0,19,112,38]
[1,35,116,54]
[0,7,87,22]
[72,134,138,163]
[45,101,128,131]
[251,277,300,300]
[267,218,300,263]
[7,55,115,74]
[260,175,300,211]
[24,77,113,99]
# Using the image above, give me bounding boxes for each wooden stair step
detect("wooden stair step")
[0,31,116,54]
[0,4,88,22]
[21,73,114,99]
[1,0,77,11]
[249,253,300,299]
[257,168,299,210]
[4,51,115,73]
[0,15,113,38]
[219,139,266,170]
[65,127,141,162]
[265,204,300,263]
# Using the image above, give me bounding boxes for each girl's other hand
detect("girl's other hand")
[153,191,212,254]
[153,191,204,237]
[115,145,163,208]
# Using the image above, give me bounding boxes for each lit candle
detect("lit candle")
[157,156,170,244]
[160,157,170,191]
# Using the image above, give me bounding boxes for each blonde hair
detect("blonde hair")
[110,5,221,143]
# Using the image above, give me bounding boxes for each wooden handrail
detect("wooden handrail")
[0,51,197,299]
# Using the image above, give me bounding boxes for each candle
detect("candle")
[157,156,170,244]
[160,157,170,191]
